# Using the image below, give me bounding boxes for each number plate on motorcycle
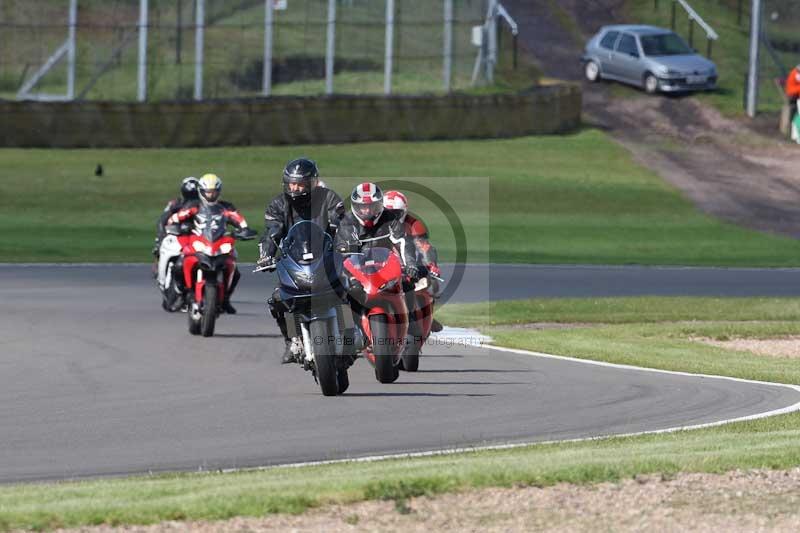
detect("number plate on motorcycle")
[303,252,314,260]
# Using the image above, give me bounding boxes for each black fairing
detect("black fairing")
[276,221,345,318]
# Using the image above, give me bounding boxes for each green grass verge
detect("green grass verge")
[3,407,800,530]
[4,130,800,264]
[439,295,800,383]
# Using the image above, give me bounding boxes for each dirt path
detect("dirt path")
[504,0,800,239]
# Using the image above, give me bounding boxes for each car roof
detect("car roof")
[599,25,671,36]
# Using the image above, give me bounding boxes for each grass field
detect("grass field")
[3,296,800,530]
[3,130,800,264]
[438,296,800,384]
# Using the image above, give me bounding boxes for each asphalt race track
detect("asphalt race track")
[2,264,800,483]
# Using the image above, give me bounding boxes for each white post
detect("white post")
[194,0,205,100]
[137,0,148,102]
[487,0,497,84]
[67,0,77,100]
[384,0,395,95]
[263,0,274,96]
[746,0,761,117]
[325,0,336,95]
[443,0,453,92]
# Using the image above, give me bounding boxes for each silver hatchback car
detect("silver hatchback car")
[581,25,717,94]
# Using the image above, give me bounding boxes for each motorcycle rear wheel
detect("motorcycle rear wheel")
[370,314,399,384]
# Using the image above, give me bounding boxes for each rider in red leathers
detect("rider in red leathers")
[383,190,443,332]
[167,174,251,314]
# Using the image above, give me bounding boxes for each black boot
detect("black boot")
[222,301,237,314]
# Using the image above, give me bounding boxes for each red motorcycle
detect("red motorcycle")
[343,247,408,384]
[400,269,444,372]
[176,205,256,337]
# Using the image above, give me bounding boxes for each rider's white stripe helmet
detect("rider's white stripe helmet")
[351,182,384,227]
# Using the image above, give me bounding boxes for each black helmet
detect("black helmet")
[180,176,199,201]
[282,158,319,204]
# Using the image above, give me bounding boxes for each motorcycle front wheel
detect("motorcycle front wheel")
[370,314,399,384]
[201,283,217,337]
[309,318,340,396]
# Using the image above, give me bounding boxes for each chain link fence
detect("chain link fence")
[1,0,500,102]
[648,0,800,113]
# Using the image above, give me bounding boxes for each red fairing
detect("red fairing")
[344,250,409,360]
[182,234,238,302]
[344,252,403,294]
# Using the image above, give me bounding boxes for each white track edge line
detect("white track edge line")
[208,344,800,477]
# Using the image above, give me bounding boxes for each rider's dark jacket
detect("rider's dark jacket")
[156,197,186,241]
[334,210,419,270]
[259,187,345,256]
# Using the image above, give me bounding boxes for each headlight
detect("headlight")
[219,243,233,254]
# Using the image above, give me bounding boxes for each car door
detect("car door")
[613,33,644,85]
[596,30,621,78]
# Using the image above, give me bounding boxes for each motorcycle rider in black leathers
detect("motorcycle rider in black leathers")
[153,177,199,295]
[335,182,421,343]
[153,176,199,257]
[256,158,345,363]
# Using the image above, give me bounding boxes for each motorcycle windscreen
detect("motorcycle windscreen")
[283,221,333,265]
[193,204,228,243]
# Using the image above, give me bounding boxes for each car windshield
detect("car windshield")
[640,33,693,56]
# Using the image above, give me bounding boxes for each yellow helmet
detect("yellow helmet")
[198,173,222,205]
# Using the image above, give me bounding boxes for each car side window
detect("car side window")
[599,31,619,50]
[616,33,639,57]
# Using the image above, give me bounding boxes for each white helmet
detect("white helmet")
[198,174,222,206]
[383,190,408,223]
[350,182,384,227]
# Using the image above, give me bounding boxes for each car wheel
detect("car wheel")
[585,61,601,82]
[644,73,659,94]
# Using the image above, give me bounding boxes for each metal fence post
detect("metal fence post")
[263,0,274,96]
[487,0,497,83]
[443,0,453,92]
[67,0,77,100]
[384,0,395,95]
[746,0,761,117]
[325,0,336,95]
[137,0,148,102]
[194,0,204,100]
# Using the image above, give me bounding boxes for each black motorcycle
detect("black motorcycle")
[258,221,351,396]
